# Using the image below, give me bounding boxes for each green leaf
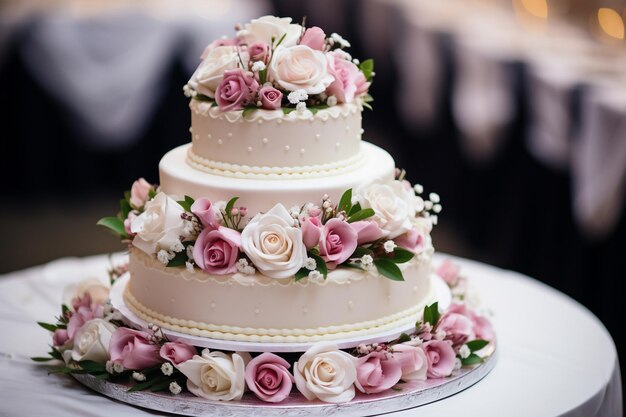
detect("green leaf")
[351,246,373,259]
[37,322,57,332]
[310,254,328,278]
[342,262,364,270]
[61,304,70,319]
[120,198,132,219]
[461,353,483,366]
[309,105,329,115]
[31,356,55,362]
[282,107,296,115]
[374,259,404,281]
[396,333,411,343]
[294,268,309,282]
[338,188,352,213]
[362,101,373,111]
[347,208,375,223]
[49,348,63,361]
[242,106,257,118]
[127,378,163,392]
[347,202,362,217]
[94,372,110,380]
[363,93,374,103]
[148,188,157,199]
[150,380,174,392]
[193,93,214,103]
[167,252,188,268]
[259,68,267,85]
[78,360,107,373]
[97,217,127,238]
[466,339,489,352]
[177,195,195,212]
[274,32,287,48]
[391,248,414,264]
[359,59,375,81]
[225,197,239,217]
[422,302,440,326]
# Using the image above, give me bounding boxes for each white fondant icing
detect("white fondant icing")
[160,142,394,214]
[125,248,434,342]
[189,101,363,169]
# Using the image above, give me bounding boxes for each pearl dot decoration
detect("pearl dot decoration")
[277,119,283,124]
[257,120,263,125]
[345,126,351,132]
[315,134,321,141]
[284,145,290,152]
[336,142,341,148]
[217,139,223,145]
[188,127,193,133]
[300,148,306,155]
[302,307,308,314]
[228,132,233,137]
[348,301,354,310]
[247,146,253,153]
[210,302,216,309]
[254,308,260,315]
[194,134,199,140]
[262,137,268,144]
[207,133,212,139]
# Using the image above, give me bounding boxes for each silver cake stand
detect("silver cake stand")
[109,274,453,353]
[73,348,496,417]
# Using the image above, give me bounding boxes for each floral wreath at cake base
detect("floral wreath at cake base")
[97,169,441,283]
[33,259,495,404]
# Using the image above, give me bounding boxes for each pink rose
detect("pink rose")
[200,38,238,59]
[437,312,475,347]
[258,86,283,110]
[191,198,220,229]
[53,329,69,347]
[67,295,104,341]
[130,178,151,209]
[215,68,259,111]
[422,340,456,378]
[355,351,402,394]
[350,220,383,245]
[124,212,137,236]
[447,303,495,342]
[160,341,197,365]
[391,344,428,381]
[436,259,461,286]
[245,352,294,402]
[248,41,269,62]
[299,26,325,50]
[326,51,369,103]
[109,328,162,370]
[301,216,322,249]
[395,228,426,253]
[319,218,358,268]
[193,226,241,275]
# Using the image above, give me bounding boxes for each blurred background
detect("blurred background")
[1,0,625,396]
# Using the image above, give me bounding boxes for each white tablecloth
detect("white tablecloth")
[0,253,621,417]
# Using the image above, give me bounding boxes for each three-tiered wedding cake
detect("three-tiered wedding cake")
[120,15,440,343]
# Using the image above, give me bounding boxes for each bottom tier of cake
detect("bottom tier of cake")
[125,249,435,343]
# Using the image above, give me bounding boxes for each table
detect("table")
[0,253,621,417]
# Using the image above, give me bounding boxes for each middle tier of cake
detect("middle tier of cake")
[160,141,395,215]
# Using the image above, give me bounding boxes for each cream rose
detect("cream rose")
[64,319,116,364]
[294,342,357,403]
[241,204,307,280]
[177,349,251,401]
[130,192,187,256]
[62,279,110,308]
[356,181,416,239]
[188,46,241,98]
[237,16,302,48]
[269,45,334,94]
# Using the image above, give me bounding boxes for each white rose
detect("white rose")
[65,319,116,364]
[237,15,302,48]
[356,181,416,239]
[188,46,240,98]
[131,192,187,256]
[241,204,307,280]
[269,45,334,94]
[177,349,251,401]
[294,342,357,403]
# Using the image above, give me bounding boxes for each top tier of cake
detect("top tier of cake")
[188,101,363,177]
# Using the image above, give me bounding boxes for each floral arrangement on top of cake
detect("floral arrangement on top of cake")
[182,15,374,115]
[33,259,494,404]
[97,169,441,282]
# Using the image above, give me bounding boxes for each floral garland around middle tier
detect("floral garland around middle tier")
[97,170,441,282]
